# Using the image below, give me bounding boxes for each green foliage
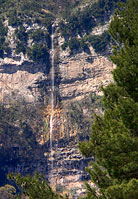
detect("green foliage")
[0,184,16,199]
[15,41,26,54]
[14,25,51,64]
[68,94,103,139]
[8,9,22,26]
[105,179,138,199]
[0,21,8,57]
[61,42,68,50]
[68,38,80,51]
[8,172,67,199]
[79,0,138,198]
[30,29,45,41]
[79,39,88,50]
[15,25,28,54]
[109,2,138,101]
[0,102,44,185]
[0,0,54,27]
[62,31,111,53]
[86,31,111,53]
[60,0,126,54]
[0,0,125,57]
[15,26,27,42]
[62,37,89,52]
[30,29,51,48]
[27,44,49,62]
[0,0,54,61]
[14,24,51,64]
[43,120,48,134]
[0,21,7,36]
[59,0,125,38]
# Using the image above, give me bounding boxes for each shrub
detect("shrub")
[15,41,26,54]
[87,31,111,53]
[27,44,49,62]
[68,38,80,51]
[61,42,68,50]
[0,21,8,57]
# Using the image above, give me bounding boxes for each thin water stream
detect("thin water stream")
[50,24,55,173]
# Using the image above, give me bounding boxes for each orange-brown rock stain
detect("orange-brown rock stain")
[42,105,65,142]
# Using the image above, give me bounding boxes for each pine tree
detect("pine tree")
[79,0,138,198]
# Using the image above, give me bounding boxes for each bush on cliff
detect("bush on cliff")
[79,0,138,198]
[8,172,69,199]
[59,0,126,38]
[0,21,8,57]
[27,44,50,63]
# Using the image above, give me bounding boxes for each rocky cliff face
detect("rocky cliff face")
[46,139,92,197]
[0,58,47,103]
[0,22,114,197]
[0,2,115,197]
[0,21,114,104]
[45,21,114,197]
[59,53,114,101]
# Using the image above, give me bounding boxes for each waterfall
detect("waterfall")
[50,24,55,173]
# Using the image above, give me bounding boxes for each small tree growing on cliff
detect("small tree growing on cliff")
[79,0,138,198]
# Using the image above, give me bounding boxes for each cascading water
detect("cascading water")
[50,24,55,174]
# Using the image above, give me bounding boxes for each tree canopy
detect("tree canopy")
[79,0,138,198]
[8,172,69,199]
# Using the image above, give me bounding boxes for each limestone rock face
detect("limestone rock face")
[59,53,114,101]
[0,57,48,103]
[0,21,50,104]
[57,18,114,102]
[46,139,93,198]
[0,20,114,104]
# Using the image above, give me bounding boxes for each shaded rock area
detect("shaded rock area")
[1,135,92,198]
[46,139,93,198]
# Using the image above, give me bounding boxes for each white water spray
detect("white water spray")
[50,24,55,171]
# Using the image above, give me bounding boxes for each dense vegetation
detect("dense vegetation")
[0,102,45,186]
[7,172,69,199]
[0,22,8,57]
[60,0,126,36]
[0,0,126,60]
[60,0,126,54]
[79,0,138,198]
[0,172,69,198]
[62,31,111,54]
[68,94,103,140]
[0,0,55,70]
[84,31,111,53]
